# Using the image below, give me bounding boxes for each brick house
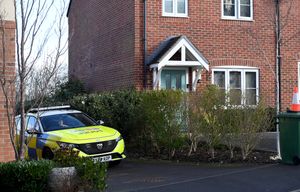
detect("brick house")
[0,0,16,162]
[67,0,300,109]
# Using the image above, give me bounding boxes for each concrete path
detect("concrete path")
[256,132,278,152]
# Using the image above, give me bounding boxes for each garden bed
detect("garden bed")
[128,145,278,165]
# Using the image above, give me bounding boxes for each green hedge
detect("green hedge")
[53,148,107,191]
[0,160,54,192]
[71,89,141,140]
[0,149,108,192]
[71,90,188,158]
[70,88,275,161]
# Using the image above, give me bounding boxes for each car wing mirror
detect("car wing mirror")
[27,129,39,134]
[97,120,104,125]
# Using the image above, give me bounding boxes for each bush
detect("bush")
[52,79,86,103]
[0,160,54,192]
[187,85,225,159]
[235,102,273,160]
[69,87,273,162]
[71,89,187,158]
[71,89,141,141]
[139,90,187,158]
[53,148,107,192]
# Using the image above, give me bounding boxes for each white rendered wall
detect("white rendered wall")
[0,0,15,21]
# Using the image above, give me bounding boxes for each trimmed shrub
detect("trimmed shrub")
[53,148,107,192]
[0,160,54,192]
[187,85,225,159]
[71,89,141,140]
[235,102,273,160]
[138,90,187,158]
[51,79,86,103]
[69,88,273,162]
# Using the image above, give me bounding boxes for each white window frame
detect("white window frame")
[221,0,253,21]
[162,0,188,17]
[212,66,259,105]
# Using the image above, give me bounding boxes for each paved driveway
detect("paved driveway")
[107,160,300,192]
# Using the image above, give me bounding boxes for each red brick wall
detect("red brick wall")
[69,0,300,110]
[68,0,136,92]
[134,0,300,109]
[280,1,300,110]
[0,21,16,162]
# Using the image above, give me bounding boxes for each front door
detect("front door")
[161,70,187,91]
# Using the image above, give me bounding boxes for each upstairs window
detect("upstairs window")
[163,0,188,17]
[222,0,253,20]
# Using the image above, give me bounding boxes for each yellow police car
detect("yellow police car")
[15,106,126,164]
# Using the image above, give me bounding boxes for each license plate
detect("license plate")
[93,155,112,162]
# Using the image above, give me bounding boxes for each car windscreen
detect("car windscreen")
[40,113,97,132]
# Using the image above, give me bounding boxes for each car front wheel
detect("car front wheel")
[42,147,54,160]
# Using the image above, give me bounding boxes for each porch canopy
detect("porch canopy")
[147,35,209,91]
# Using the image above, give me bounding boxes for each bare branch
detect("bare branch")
[11,0,68,159]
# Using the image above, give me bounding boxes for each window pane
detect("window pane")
[177,0,186,14]
[160,71,169,90]
[246,72,256,88]
[240,0,250,5]
[229,89,242,105]
[27,117,39,131]
[165,0,173,13]
[224,0,235,5]
[171,74,177,90]
[214,71,225,88]
[223,0,235,16]
[181,71,186,91]
[246,89,257,105]
[240,5,250,17]
[230,71,241,89]
[219,88,226,105]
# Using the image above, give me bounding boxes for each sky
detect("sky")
[42,0,69,72]
[21,0,70,78]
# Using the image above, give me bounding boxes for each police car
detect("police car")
[15,106,126,163]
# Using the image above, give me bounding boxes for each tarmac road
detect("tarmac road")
[107,160,300,192]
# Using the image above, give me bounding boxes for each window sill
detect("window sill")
[162,14,189,18]
[221,17,254,22]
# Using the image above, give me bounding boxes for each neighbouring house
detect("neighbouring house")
[0,0,15,162]
[67,0,300,109]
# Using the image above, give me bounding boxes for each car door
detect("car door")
[26,116,41,160]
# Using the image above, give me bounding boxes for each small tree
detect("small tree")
[0,0,68,160]
[219,100,241,160]
[195,85,225,159]
[186,92,203,156]
[141,90,186,159]
[236,101,273,160]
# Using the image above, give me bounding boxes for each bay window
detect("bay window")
[212,67,259,105]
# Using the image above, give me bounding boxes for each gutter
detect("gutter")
[275,0,281,159]
[276,0,281,111]
[66,0,73,17]
[143,0,147,89]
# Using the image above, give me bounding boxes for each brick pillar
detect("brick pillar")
[0,20,16,162]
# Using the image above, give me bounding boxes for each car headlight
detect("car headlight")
[116,135,123,142]
[57,141,77,149]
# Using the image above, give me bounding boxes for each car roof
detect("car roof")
[36,109,82,117]
[15,109,83,118]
